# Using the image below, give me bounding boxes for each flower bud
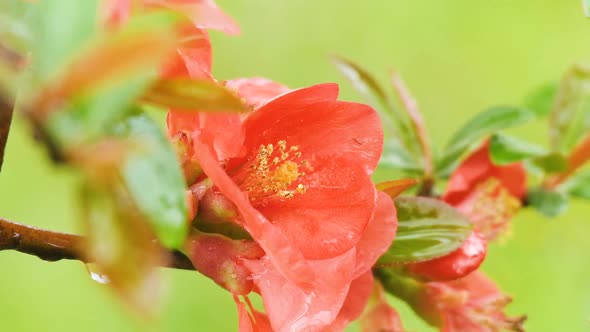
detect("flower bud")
[171,132,203,185]
[406,232,487,281]
[186,232,264,295]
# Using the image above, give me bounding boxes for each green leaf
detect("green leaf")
[437,106,534,177]
[378,139,422,174]
[110,113,188,248]
[563,172,590,200]
[142,78,249,113]
[331,55,390,113]
[524,83,557,117]
[81,183,164,315]
[331,56,420,161]
[527,187,568,217]
[30,0,99,83]
[377,197,473,265]
[549,64,590,152]
[489,133,546,165]
[532,153,569,173]
[45,10,185,145]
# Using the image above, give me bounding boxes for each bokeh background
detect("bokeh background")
[1,0,590,331]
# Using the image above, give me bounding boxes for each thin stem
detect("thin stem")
[390,72,433,175]
[545,133,590,189]
[0,218,195,270]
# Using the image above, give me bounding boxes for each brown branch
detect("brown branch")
[0,43,20,173]
[0,95,14,172]
[0,218,195,270]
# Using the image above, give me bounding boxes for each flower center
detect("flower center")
[239,140,309,203]
[459,178,521,240]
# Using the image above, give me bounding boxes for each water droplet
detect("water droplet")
[85,264,111,284]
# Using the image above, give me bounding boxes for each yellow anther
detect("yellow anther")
[241,140,308,202]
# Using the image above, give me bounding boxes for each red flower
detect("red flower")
[169,81,397,330]
[414,271,526,332]
[443,141,526,240]
[406,231,487,281]
[102,0,238,80]
[359,281,405,332]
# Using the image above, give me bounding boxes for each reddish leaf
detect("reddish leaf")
[143,78,249,113]
[376,178,418,198]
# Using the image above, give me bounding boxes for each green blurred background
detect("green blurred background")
[1,0,590,331]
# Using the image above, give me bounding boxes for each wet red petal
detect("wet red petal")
[255,157,376,260]
[244,250,356,332]
[360,282,405,332]
[225,77,291,109]
[353,191,397,278]
[192,138,315,289]
[329,271,374,331]
[242,86,383,174]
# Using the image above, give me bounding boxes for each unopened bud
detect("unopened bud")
[406,232,487,281]
[186,232,264,295]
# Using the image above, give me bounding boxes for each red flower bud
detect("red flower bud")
[186,232,264,295]
[406,231,487,281]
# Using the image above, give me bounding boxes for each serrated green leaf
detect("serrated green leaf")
[436,106,534,177]
[30,0,99,83]
[563,172,590,199]
[532,153,569,173]
[524,83,557,117]
[527,187,568,217]
[489,133,546,165]
[142,78,249,113]
[110,113,188,248]
[376,197,473,265]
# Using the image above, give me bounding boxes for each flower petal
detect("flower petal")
[193,138,315,289]
[328,270,375,331]
[102,0,131,25]
[161,26,213,79]
[444,141,526,204]
[353,191,397,278]
[242,90,383,174]
[225,77,291,109]
[254,157,376,260]
[146,0,240,34]
[360,281,405,332]
[167,112,244,162]
[234,296,273,332]
[244,250,356,332]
